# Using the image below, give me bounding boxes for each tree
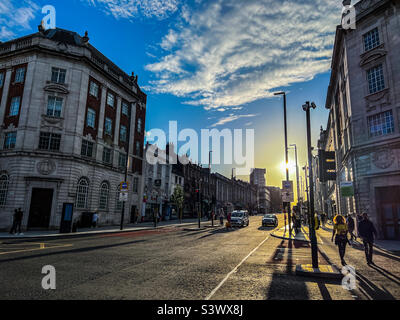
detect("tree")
[171,185,184,223]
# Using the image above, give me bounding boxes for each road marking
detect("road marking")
[0,243,73,255]
[205,234,270,300]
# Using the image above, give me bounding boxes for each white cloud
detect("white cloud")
[0,0,39,41]
[85,0,179,20]
[211,113,258,127]
[145,0,342,110]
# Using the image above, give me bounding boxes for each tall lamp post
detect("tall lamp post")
[289,144,300,205]
[302,101,318,268]
[209,150,213,227]
[274,91,291,234]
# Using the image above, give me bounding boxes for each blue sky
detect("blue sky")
[1,0,345,188]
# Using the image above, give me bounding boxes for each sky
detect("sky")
[0,0,346,199]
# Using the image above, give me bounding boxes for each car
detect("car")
[230,210,249,227]
[262,214,278,227]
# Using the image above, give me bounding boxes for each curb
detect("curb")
[0,221,199,241]
[295,264,342,279]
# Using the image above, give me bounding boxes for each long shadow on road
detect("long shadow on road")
[0,239,146,264]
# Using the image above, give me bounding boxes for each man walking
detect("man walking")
[358,213,378,265]
[92,211,99,228]
[346,214,356,242]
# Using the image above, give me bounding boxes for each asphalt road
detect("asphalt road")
[0,214,398,300]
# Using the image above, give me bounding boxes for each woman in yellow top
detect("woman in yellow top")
[331,215,349,266]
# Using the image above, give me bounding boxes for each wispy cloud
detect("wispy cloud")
[85,0,179,20]
[0,0,39,41]
[211,113,258,127]
[145,0,342,110]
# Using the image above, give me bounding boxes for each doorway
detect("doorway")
[376,186,400,240]
[28,188,53,229]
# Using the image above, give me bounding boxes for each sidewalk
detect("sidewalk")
[0,218,216,240]
[271,224,323,244]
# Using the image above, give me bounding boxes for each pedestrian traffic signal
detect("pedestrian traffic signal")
[319,150,336,182]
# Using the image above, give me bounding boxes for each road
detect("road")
[0,214,399,300]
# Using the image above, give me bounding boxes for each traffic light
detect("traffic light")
[319,150,336,182]
[195,189,200,202]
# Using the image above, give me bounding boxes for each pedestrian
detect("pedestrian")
[10,208,23,235]
[92,211,98,228]
[346,214,356,242]
[219,209,224,226]
[358,213,378,265]
[321,212,326,227]
[226,211,232,230]
[314,213,320,230]
[135,208,140,224]
[331,215,349,266]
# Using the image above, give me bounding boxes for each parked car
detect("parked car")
[262,214,278,227]
[230,210,249,227]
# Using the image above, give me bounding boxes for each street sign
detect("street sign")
[282,180,294,203]
[340,181,354,197]
[119,191,128,202]
[119,181,129,191]
[282,192,294,203]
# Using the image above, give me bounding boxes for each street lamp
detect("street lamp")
[274,91,292,234]
[302,101,318,268]
[289,144,300,204]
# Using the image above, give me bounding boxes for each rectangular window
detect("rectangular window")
[105,117,112,136]
[132,177,139,193]
[122,102,129,116]
[0,73,4,88]
[81,140,94,157]
[118,153,127,169]
[9,97,21,116]
[363,28,380,52]
[120,125,127,142]
[89,81,99,98]
[87,108,96,128]
[38,132,61,151]
[4,132,17,149]
[102,147,112,164]
[136,141,141,156]
[367,64,385,94]
[47,96,63,117]
[15,67,25,83]
[51,68,66,84]
[368,110,395,137]
[107,92,115,107]
[137,118,142,133]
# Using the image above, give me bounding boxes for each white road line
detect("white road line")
[205,234,270,300]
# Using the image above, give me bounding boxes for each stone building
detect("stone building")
[321,0,400,239]
[0,28,146,230]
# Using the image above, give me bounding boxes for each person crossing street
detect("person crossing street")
[358,213,378,265]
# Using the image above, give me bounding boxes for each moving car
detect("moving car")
[230,210,249,227]
[262,214,278,227]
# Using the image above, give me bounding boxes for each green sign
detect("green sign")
[340,182,354,197]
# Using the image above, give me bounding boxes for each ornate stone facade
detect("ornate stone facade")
[0,28,146,230]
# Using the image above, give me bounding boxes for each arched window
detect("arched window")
[76,178,89,209]
[99,181,109,210]
[0,174,9,206]
[115,186,123,212]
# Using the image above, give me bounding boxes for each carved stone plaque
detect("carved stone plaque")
[372,149,395,169]
[37,159,56,175]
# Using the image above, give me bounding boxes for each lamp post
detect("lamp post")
[289,144,300,205]
[274,91,291,234]
[302,101,318,268]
